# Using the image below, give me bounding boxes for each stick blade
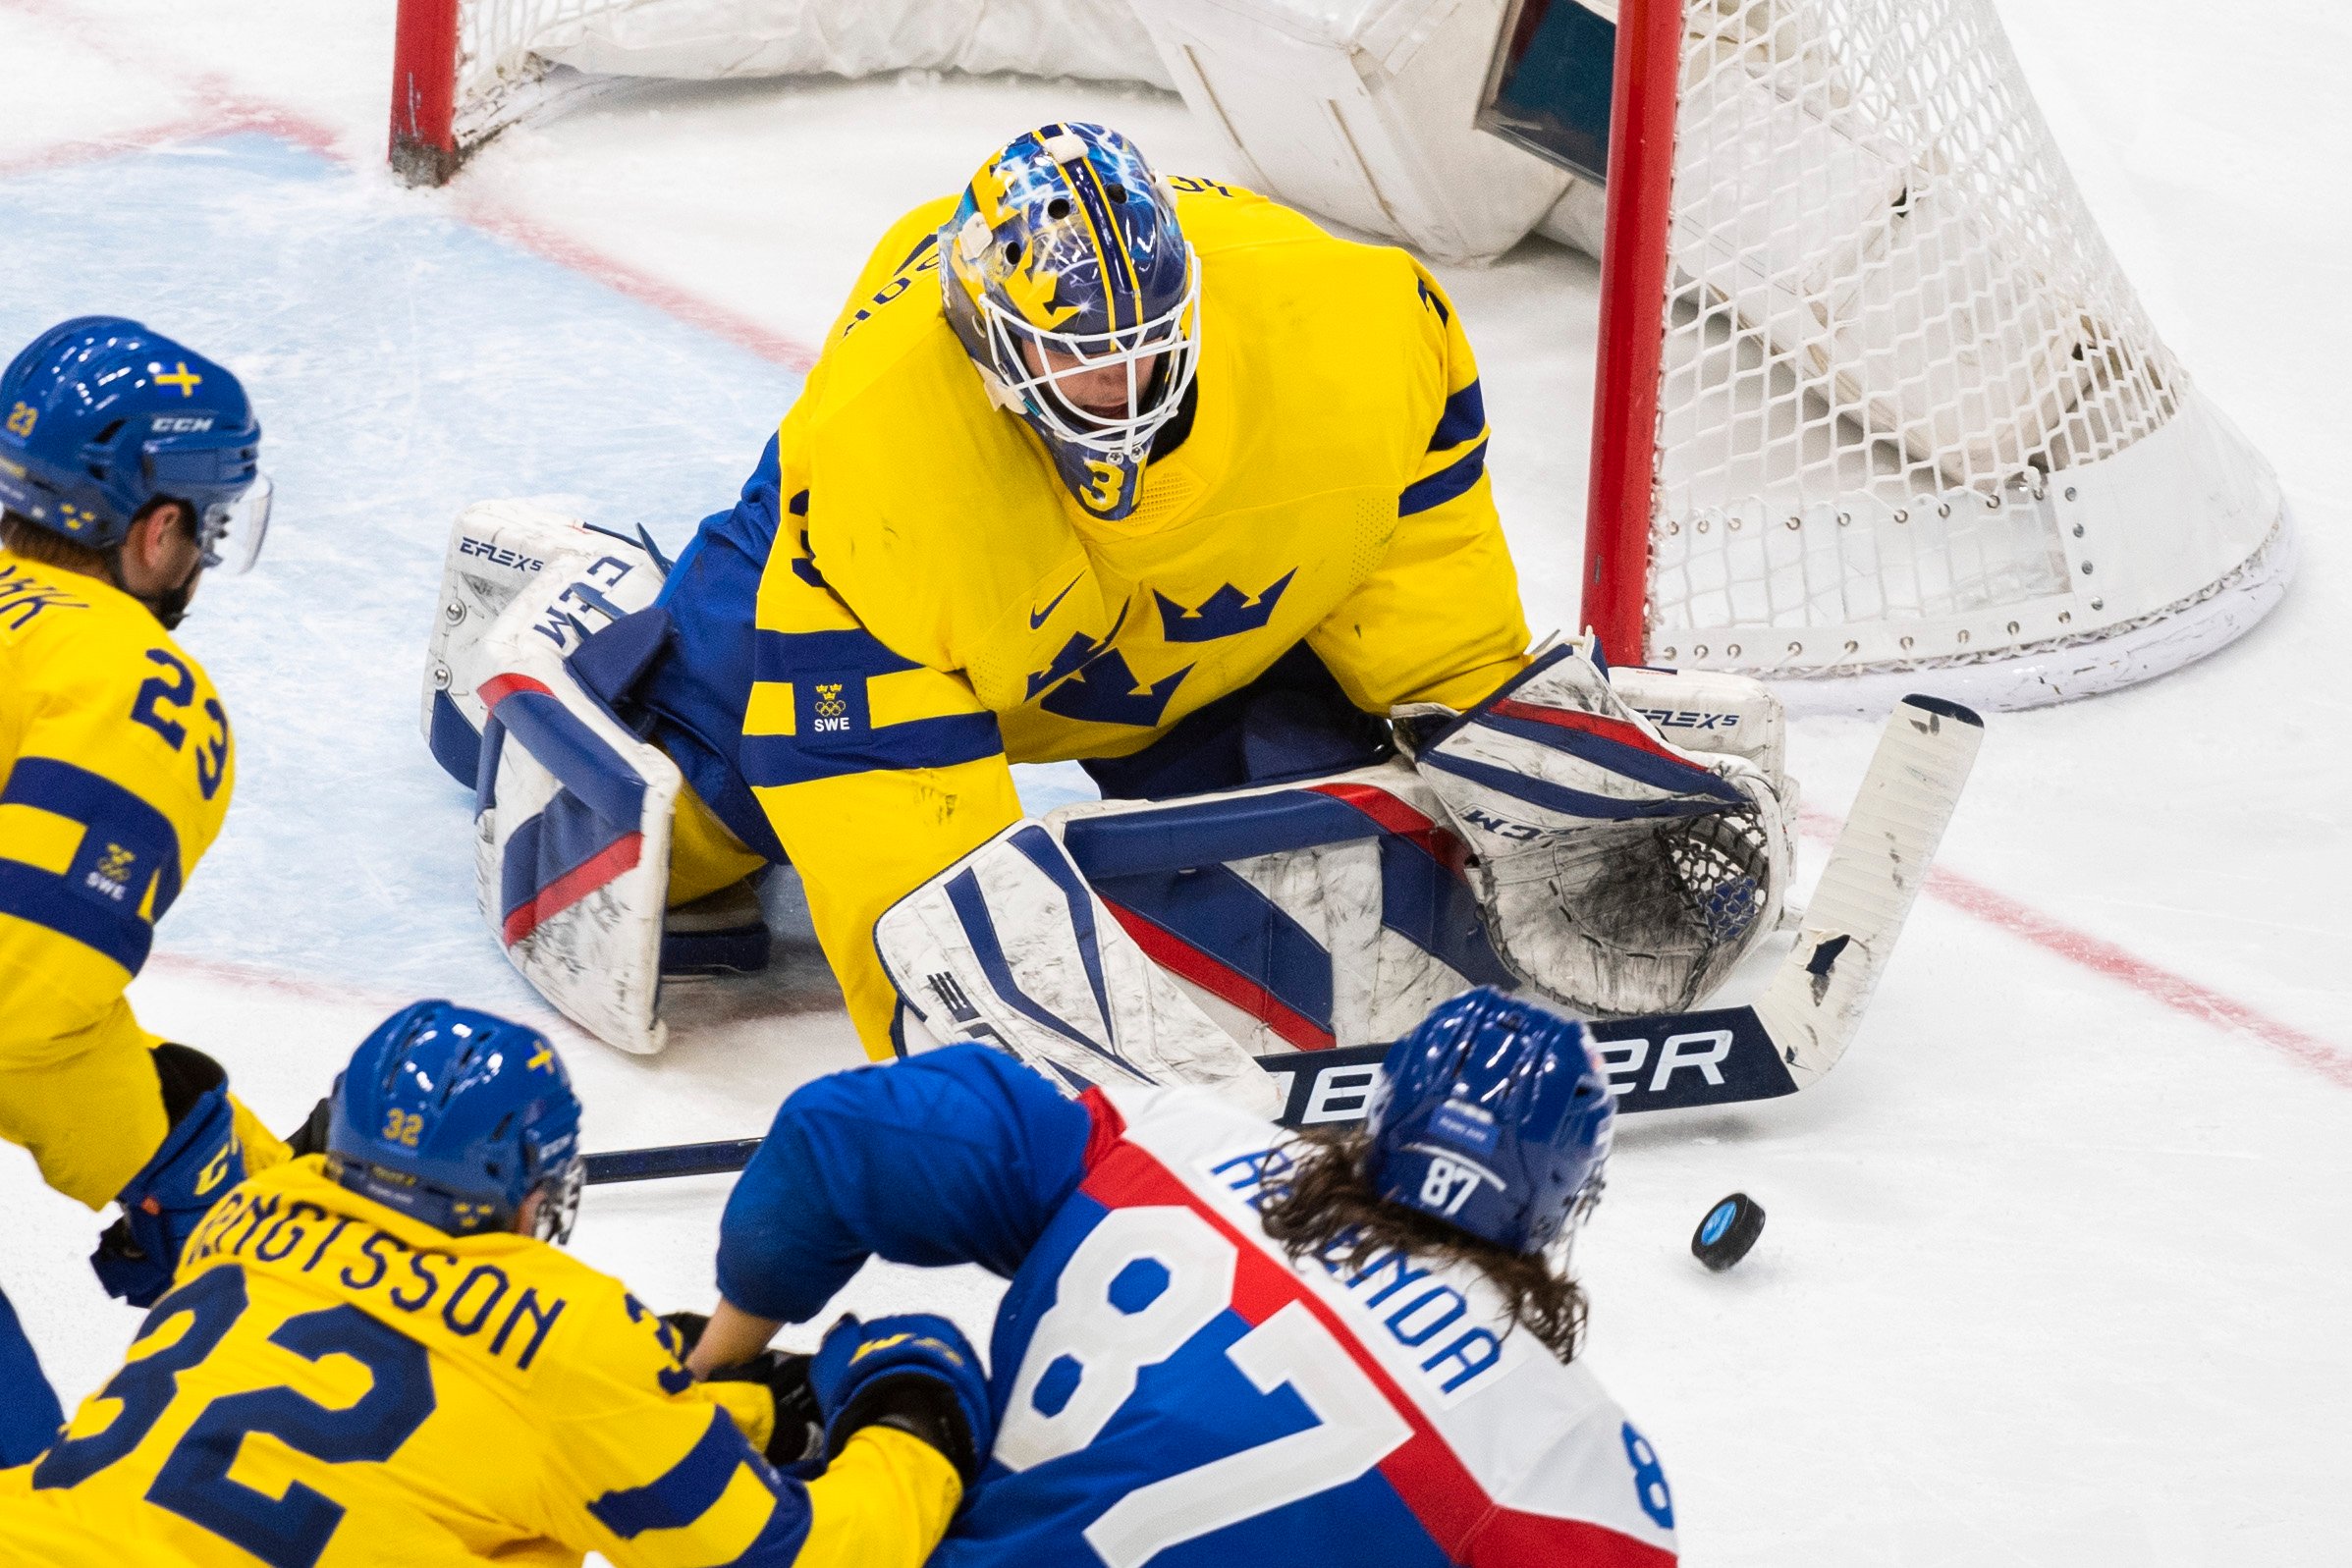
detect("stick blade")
[1758,695,1984,1087]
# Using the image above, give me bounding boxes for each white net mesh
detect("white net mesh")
[1643,0,2285,689]
[447,0,1167,150]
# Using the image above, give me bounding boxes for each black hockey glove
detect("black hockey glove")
[707,1351,825,1466]
[660,1311,824,1467]
[283,1094,334,1158]
[658,1309,708,1359]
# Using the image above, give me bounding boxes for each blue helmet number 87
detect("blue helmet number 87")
[1620,1422,1674,1529]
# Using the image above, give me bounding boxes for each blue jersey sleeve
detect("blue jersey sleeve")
[716,1046,1093,1323]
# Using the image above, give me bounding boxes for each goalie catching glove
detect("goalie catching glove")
[1396,641,1792,1015]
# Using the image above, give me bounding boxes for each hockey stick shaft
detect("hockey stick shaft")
[585,1138,762,1185]
[1748,693,1983,1090]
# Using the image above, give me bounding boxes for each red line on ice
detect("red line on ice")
[141,951,597,1051]
[454,199,821,373]
[1800,812,2352,1089]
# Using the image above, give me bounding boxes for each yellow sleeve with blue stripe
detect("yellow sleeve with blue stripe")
[539,1256,962,1568]
[1306,263,1531,714]
[742,477,1021,1054]
[742,198,1022,1054]
[0,552,234,1207]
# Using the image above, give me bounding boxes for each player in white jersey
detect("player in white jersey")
[684,986,1677,1566]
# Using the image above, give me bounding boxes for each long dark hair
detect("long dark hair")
[1256,1126,1589,1362]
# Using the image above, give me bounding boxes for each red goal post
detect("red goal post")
[1583,0,1684,681]
[389,0,462,187]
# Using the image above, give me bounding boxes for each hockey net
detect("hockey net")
[389,0,1164,185]
[396,0,2291,711]
[1583,0,2288,709]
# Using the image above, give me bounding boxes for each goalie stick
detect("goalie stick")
[583,695,1981,1185]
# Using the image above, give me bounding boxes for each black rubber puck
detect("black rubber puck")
[1691,1192,1766,1271]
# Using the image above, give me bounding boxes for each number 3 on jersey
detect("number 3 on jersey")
[996,1207,1412,1568]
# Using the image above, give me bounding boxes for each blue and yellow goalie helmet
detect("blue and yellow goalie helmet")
[941,123,1200,521]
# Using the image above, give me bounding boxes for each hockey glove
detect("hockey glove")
[658,1311,824,1465]
[809,1313,993,1485]
[91,1045,246,1307]
[283,1094,333,1159]
[659,1309,709,1359]
[1396,641,1790,1015]
[711,1350,826,1466]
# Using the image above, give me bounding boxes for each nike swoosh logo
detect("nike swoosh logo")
[1030,575,1081,629]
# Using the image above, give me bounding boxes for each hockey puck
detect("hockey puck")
[1691,1193,1765,1271]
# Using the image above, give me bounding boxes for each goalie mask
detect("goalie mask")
[941,122,1200,522]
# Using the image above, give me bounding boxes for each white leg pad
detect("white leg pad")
[469,538,676,1054]
[877,821,1282,1116]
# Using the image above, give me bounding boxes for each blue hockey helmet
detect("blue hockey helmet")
[940,123,1199,522]
[326,1000,585,1243]
[0,316,270,572]
[1366,987,1615,1255]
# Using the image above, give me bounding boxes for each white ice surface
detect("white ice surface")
[2,0,2348,1560]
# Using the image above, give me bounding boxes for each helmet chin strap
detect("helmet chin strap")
[145,557,201,631]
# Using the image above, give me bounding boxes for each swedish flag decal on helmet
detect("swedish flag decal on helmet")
[941,124,1201,521]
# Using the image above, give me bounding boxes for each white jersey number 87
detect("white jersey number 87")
[995,1206,1414,1568]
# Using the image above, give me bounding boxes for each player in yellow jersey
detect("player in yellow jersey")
[0,318,289,1464]
[433,126,1533,1070]
[0,1000,992,1568]
[432,122,1788,1094]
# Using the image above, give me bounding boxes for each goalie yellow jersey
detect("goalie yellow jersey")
[0,1156,960,1568]
[0,549,235,1208]
[740,181,1530,1048]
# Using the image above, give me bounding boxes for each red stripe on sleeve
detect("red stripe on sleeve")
[1470,1506,1678,1566]
[1077,1087,1127,1172]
